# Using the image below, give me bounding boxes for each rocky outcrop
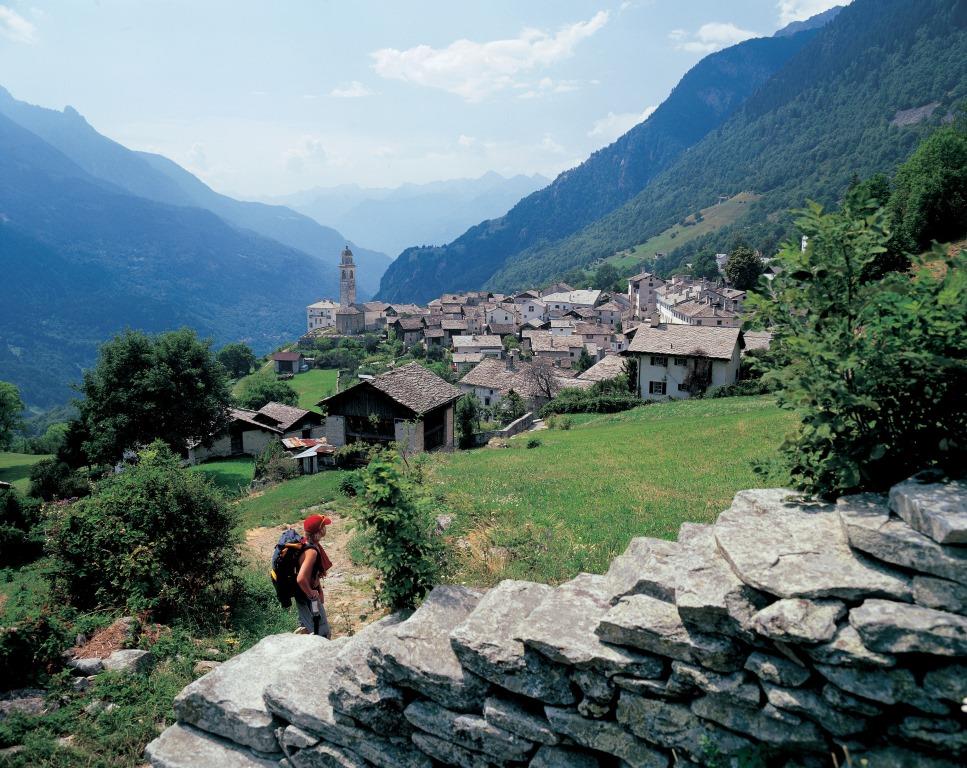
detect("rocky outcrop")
[146,474,967,767]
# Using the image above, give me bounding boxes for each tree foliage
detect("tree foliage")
[456,395,480,449]
[28,458,89,502]
[236,371,299,410]
[749,200,967,498]
[217,342,257,379]
[0,381,24,450]
[0,488,43,566]
[78,329,232,464]
[352,451,443,611]
[724,245,763,290]
[45,441,240,623]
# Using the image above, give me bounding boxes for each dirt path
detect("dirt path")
[244,506,385,638]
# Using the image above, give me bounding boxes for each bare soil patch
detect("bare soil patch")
[70,617,134,660]
[244,506,384,637]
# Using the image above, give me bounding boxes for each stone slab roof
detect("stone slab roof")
[452,335,503,349]
[578,354,627,382]
[743,331,773,353]
[626,324,742,360]
[325,362,462,416]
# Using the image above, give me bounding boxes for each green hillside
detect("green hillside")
[0,452,49,494]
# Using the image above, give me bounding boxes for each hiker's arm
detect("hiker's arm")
[296,550,321,601]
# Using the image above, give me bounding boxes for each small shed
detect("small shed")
[271,351,306,374]
[320,362,462,452]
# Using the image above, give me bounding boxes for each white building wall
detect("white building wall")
[635,353,739,401]
[324,416,346,447]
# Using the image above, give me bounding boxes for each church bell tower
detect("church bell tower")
[339,245,356,307]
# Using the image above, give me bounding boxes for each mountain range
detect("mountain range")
[378,0,967,301]
[269,172,550,258]
[0,88,391,407]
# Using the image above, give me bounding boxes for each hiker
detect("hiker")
[294,513,333,638]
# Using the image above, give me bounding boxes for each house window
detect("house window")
[484,396,491,406]
[302,427,311,438]
[696,320,703,325]
[650,356,668,367]
[649,381,666,395]
[717,320,723,326]
[674,357,688,366]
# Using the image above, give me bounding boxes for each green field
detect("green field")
[434,395,795,585]
[234,469,352,530]
[233,366,338,413]
[604,191,760,273]
[189,457,255,497]
[0,452,50,494]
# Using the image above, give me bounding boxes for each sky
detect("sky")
[0,0,846,198]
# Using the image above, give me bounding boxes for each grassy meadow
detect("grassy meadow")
[0,452,50,494]
[188,456,255,498]
[232,365,338,413]
[433,395,795,585]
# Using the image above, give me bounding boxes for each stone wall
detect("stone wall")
[145,473,967,768]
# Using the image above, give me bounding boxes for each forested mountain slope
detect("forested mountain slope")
[376,29,820,302]
[489,0,967,289]
[0,114,340,407]
[0,88,390,296]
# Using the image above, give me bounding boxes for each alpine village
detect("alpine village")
[1,2,966,768]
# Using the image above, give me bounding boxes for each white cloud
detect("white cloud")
[670,22,758,54]
[539,134,565,154]
[0,5,36,43]
[457,134,477,148]
[370,11,609,102]
[329,81,375,99]
[186,142,208,171]
[284,135,327,173]
[517,76,585,100]
[588,105,657,142]
[776,0,848,27]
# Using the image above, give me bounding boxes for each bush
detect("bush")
[27,458,90,502]
[253,441,298,484]
[456,395,480,449]
[44,441,240,625]
[703,380,773,398]
[338,471,364,497]
[351,451,444,611]
[236,371,298,410]
[540,387,643,418]
[0,489,43,565]
[0,608,71,690]
[526,438,542,449]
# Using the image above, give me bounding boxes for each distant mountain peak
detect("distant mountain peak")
[774,5,843,37]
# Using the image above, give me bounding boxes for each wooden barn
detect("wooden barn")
[319,362,461,452]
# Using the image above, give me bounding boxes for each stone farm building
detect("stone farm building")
[320,362,462,452]
[624,324,742,400]
[271,351,306,374]
[189,402,324,464]
[459,356,592,410]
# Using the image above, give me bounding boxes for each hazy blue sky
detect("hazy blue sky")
[0,1,844,196]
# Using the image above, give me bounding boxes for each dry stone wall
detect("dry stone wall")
[146,472,967,768]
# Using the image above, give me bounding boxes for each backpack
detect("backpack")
[270,529,309,608]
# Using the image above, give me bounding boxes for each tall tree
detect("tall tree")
[217,342,258,379]
[0,381,24,450]
[79,329,232,464]
[724,245,764,290]
[235,371,299,410]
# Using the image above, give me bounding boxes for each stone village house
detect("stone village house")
[188,402,324,464]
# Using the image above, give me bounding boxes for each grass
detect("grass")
[233,469,352,530]
[188,456,254,497]
[232,366,339,413]
[604,191,760,273]
[0,452,50,494]
[433,395,795,585]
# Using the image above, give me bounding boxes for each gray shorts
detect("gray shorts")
[295,599,331,638]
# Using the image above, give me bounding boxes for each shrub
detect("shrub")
[253,441,298,484]
[351,451,444,611]
[45,441,240,625]
[540,387,643,418]
[526,438,542,449]
[339,471,364,497]
[27,458,90,501]
[0,608,71,690]
[703,380,773,398]
[0,489,43,565]
[236,371,298,410]
[456,395,480,450]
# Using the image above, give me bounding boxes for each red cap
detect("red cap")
[303,513,332,535]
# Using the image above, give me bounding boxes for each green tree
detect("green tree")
[28,458,89,502]
[352,451,443,610]
[690,252,721,280]
[456,394,480,449]
[724,245,763,290]
[216,342,258,378]
[499,389,526,424]
[0,381,24,450]
[78,329,232,464]
[748,201,967,498]
[45,441,239,623]
[576,347,595,373]
[502,335,521,353]
[236,371,299,410]
[593,263,622,291]
[0,488,43,565]
[888,122,967,253]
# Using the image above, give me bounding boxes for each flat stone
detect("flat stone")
[851,746,962,768]
[373,585,490,711]
[544,707,668,768]
[815,664,948,714]
[0,688,52,719]
[530,745,601,768]
[596,594,743,673]
[145,723,279,768]
[669,662,760,706]
[820,684,882,717]
[714,489,911,600]
[72,677,95,693]
[411,731,497,768]
[744,651,810,687]
[404,700,533,762]
[194,660,221,675]
[913,575,967,613]
[328,614,410,732]
[615,692,754,758]
[611,675,692,700]
[690,695,826,751]
[850,599,967,655]
[804,624,896,667]
[517,574,665,678]
[68,657,104,676]
[290,743,368,768]
[483,696,559,745]
[279,725,319,750]
[890,474,967,545]
[839,494,967,584]
[174,633,327,754]
[450,579,575,705]
[923,663,967,702]
[103,648,152,674]
[572,670,614,704]
[761,683,867,736]
[603,537,684,604]
[261,637,348,735]
[674,526,770,640]
[898,716,967,753]
[751,598,845,644]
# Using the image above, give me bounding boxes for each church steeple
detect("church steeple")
[339,245,356,307]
